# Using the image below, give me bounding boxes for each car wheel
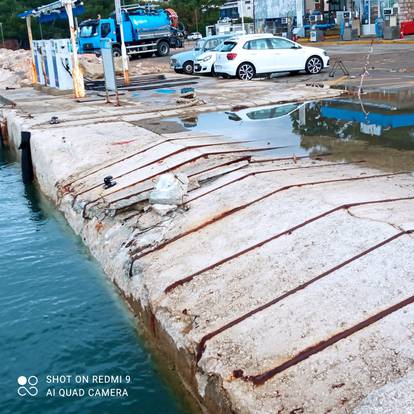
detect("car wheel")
[156,41,170,57]
[183,61,194,75]
[305,56,323,74]
[112,47,122,58]
[237,62,255,80]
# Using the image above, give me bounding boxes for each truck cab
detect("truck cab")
[79,19,117,54]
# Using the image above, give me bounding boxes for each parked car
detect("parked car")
[187,32,202,41]
[194,37,237,75]
[170,34,233,75]
[214,34,330,80]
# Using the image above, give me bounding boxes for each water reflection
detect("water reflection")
[171,90,414,171]
[292,99,414,150]
[24,183,46,222]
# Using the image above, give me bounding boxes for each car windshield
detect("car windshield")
[80,24,98,38]
[195,39,204,50]
[219,41,236,52]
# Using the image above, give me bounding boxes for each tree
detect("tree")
[168,0,224,33]
[0,0,114,46]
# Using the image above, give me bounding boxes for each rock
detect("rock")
[152,203,177,216]
[79,54,125,80]
[0,48,32,89]
[149,173,188,205]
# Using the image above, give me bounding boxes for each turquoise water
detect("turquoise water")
[0,146,191,414]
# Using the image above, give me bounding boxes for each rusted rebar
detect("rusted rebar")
[196,229,414,363]
[73,140,259,200]
[81,146,290,218]
[240,289,414,385]
[129,172,407,272]
[105,160,363,219]
[163,195,414,291]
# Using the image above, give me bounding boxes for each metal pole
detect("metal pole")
[118,14,130,86]
[240,0,245,33]
[25,16,38,85]
[252,0,256,33]
[63,0,85,98]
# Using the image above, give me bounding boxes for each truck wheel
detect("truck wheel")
[156,41,170,57]
[183,61,194,75]
[112,47,122,58]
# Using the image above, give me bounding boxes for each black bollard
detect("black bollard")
[18,131,34,184]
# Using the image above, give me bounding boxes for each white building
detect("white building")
[219,0,255,21]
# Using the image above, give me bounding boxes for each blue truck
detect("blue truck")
[78,5,183,57]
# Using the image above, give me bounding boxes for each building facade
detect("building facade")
[219,0,255,20]
[254,0,413,31]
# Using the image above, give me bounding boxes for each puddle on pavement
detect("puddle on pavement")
[155,88,177,94]
[165,89,414,171]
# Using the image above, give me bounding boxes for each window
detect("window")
[268,38,297,49]
[220,41,237,52]
[243,39,270,50]
[80,24,98,38]
[101,23,111,38]
[204,39,220,50]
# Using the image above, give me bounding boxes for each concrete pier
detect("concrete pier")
[2,77,413,413]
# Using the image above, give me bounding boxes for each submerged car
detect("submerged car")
[214,34,330,80]
[225,102,304,122]
[170,35,232,75]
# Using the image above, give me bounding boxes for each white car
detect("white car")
[194,39,237,75]
[187,32,202,41]
[214,34,330,80]
[194,50,217,75]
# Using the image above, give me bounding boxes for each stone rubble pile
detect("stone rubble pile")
[0,48,32,89]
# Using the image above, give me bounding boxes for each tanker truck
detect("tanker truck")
[78,4,183,57]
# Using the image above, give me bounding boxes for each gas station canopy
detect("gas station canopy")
[18,0,84,23]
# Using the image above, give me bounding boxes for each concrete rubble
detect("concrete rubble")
[1,71,413,414]
[0,49,32,89]
[0,48,172,89]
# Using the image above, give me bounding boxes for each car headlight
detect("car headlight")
[201,55,212,62]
